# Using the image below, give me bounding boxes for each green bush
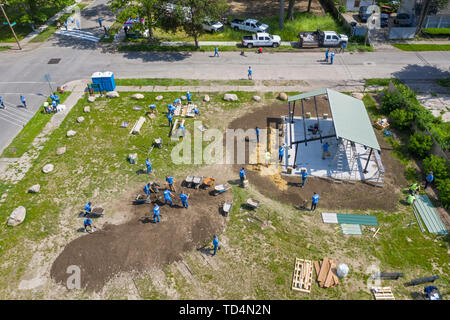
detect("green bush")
[423,155,450,182]
[422,28,450,35]
[381,91,404,114]
[389,109,413,130]
[408,132,433,158]
[437,178,450,209]
[338,5,347,13]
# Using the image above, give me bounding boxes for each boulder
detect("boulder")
[253,95,261,102]
[28,184,40,193]
[155,95,163,101]
[278,92,288,101]
[77,116,85,123]
[351,92,364,100]
[7,206,26,226]
[83,106,90,113]
[180,96,187,101]
[42,164,54,174]
[223,93,238,102]
[88,96,96,103]
[106,91,120,98]
[203,95,210,102]
[56,146,66,155]
[131,93,144,100]
[66,130,77,137]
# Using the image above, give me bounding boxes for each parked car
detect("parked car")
[298,29,348,48]
[242,33,281,48]
[359,6,373,23]
[202,20,224,33]
[231,19,269,33]
[394,13,413,27]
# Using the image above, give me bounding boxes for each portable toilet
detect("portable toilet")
[91,72,104,92]
[101,71,116,91]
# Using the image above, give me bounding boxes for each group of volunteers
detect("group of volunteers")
[43,93,62,114]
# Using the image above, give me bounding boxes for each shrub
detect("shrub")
[408,132,433,158]
[338,5,347,13]
[389,109,413,130]
[437,178,450,209]
[423,155,450,182]
[381,91,403,114]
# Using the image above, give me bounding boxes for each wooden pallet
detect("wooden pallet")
[292,258,313,293]
[372,287,395,300]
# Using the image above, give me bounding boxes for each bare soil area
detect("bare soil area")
[50,181,232,292]
[227,0,325,17]
[228,100,408,211]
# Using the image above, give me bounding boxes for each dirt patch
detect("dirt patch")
[228,101,408,211]
[226,0,325,18]
[50,181,232,292]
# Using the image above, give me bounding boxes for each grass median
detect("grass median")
[392,43,450,51]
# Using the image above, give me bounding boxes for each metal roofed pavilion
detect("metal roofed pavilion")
[288,88,380,151]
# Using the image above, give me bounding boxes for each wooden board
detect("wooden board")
[314,261,320,277]
[372,287,395,300]
[292,258,313,294]
[317,257,330,284]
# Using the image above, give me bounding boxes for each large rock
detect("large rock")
[77,116,85,123]
[56,146,66,155]
[83,106,90,113]
[88,96,96,103]
[8,206,26,226]
[351,92,364,100]
[42,164,54,173]
[278,92,288,101]
[203,95,210,102]
[223,93,238,102]
[253,95,261,102]
[131,93,144,100]
[106,91,120,98]
[66,130,77,137]
[28,184,40,193]
[155,95,163,101]
[180,96,187,101]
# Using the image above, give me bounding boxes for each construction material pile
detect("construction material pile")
[291,258,313,293]
[314,257,339,288]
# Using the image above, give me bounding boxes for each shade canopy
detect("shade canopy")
[288,88,380,151]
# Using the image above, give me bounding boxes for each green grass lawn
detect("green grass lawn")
[0,25,31,43]
[115,78,255,87]
[1,92,71,158]
[125,12,345,43]
[392,43,450,51]
[0,45,11,51]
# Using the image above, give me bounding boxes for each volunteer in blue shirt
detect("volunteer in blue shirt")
[84,201,92,217]
[163,188,174,207]
[180,191,189,208]
[166,175,176,192]
[145,158,152,174]
[84,218,96,232]
[279,146,285,163]
[255,127,260,143]
[153,204,160,223]
[186,91,192,102]
[424,171,434,189]
[0,96,5,109]
[212,235,221,256]
[322,142,330,159]
[239,168,246,185]
[301,169,308,188]
[311,192,320,211]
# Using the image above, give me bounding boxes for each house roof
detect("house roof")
[288,88,381,151]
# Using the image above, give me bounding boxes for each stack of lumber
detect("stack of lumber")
[314,257,339,288]
[371,287,395,300]
[291,258,313,293]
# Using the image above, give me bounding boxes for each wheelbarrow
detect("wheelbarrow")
[222,201,233,217]
[192,176,203,189]
[185,175,194,188]
[246,198,260,210]
[213,183,231,196]
[134,194,151,205]
[154,138,163,148]
[202,177,215,189]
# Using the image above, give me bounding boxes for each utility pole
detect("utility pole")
[279,0,285,30]
[0,3,22,50]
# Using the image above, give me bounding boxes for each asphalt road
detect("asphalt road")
[0,18,449,154]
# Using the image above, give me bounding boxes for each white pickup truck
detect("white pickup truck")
[231,19,269,33]
[242,33,281,48]
[298,29,348,48]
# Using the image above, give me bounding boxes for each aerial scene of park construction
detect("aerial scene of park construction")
[0,0,449,305]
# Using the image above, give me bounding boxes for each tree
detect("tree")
[178,0,227,48]
[108,0,166,41]
[279,0,285,30]
[416,0,450,34]
[287,0,295,20]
